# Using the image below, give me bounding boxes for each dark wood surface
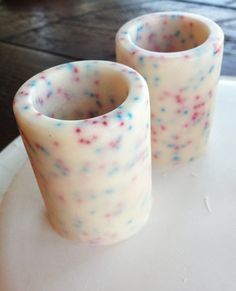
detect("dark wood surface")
[0,0,236,151]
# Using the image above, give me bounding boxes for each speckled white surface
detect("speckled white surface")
[0,78,236,291]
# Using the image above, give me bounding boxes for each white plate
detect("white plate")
[0,77,236,291]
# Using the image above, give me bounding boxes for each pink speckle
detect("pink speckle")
[102,121,108,126]
[160,125,166,131]
[76,198,83,204]
[57,194,65,202]
[193,102,205,110]
[105,213,112,219]
[153,153,158,159]
[75,127,81,133]
[192,112,198,121]
[120,121,124,126]
[94,80,100,85]
[57,87,62,94]
[53,141,60,147]
[73,67,79,73]
[189,22,194,27]
[208,90,213,98]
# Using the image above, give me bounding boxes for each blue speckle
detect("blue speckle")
[153,63,159,69]
[105,188,114,195]
[107,167,119,176]
[90,194,97,200]
[116,113,122,120]
[23,105,29,110]
[73,219,83,229]
[174,30,180,37]
[66,63,74,71]
[127,112,133,119]
[55,122,63,127]
[172,155,180,161]
[137,25,143,32]
[95,148,102,154]
[29,80,37,87]
[208,65,215,74]
[138,56,144,65]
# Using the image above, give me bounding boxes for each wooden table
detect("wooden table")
[0,0,235,150]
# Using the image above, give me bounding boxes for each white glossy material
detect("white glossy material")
[0,78,236,291]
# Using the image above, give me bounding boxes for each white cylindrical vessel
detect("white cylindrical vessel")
[116,12,224,166]
[13,61,152,245]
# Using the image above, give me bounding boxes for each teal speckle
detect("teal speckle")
[153,63,159,69]
[208,65,215,74]
[23,105,29,110]
[29,80,37,87]
[116,113,122,120]
[189,157,194,162]
[73,219,83,229]
[138,56,145,66]
[90,194,97,200]
[81,167,89,173]
[55,122,63,127]
[105,188,115,195]
[127,112,133,119]
[66,63,74,71]
[133,96,140,101]
[172,155,180,161]
[90,210,96,215]
[127,219,133,224]
[183,110,189,115]
[95,148,102,154]
[174,30,180,37]
[157,118,162,124]
[137,25,143,32]
[128,125,133,131]
[167,144,175,148]
[107,167,119,176]
[161,107,166,112]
